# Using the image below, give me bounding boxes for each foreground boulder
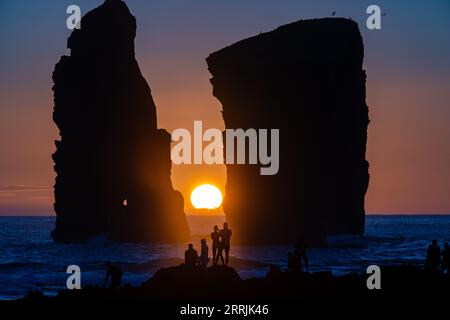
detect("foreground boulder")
[141,265,242,299]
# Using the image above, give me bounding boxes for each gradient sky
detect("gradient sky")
[0,0,449,215]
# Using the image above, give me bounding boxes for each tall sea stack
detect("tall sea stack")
[52,0,189,242]
[207,18,370,245]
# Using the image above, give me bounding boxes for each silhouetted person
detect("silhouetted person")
[219,222,232,266]
[102,261,122,289]
[425,239,441,271]
[185,243,199,267]
[211,225,220,265]
[287,253,300,272]
[199,239,209,269]
[267,265,282,278]
[441,242,450,274]
[294,236,309,272]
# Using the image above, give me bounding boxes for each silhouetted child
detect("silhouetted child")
[199,239,209,269]
[294,235,309,272]
[425,239,441,271]
[441,242,450,274]
[219,222,232,266]
[102,261,122,289]
[185,243,199,267]
[211,225,220,265]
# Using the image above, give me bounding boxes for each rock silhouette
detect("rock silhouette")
[51,0,189,242]
[207,18,370,245]
[22,265,450,303]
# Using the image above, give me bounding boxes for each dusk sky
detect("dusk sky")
[0,0,449,215]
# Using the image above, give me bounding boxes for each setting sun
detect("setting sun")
[190,184,223,209]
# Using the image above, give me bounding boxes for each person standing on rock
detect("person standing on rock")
[102,261,123,289]
[185,243,199,267]
[219,223,232,266]
[199,239,209,269]
[295,235,309,272]
[211,225,221,265]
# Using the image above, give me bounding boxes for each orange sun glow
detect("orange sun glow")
[190,184,223,209]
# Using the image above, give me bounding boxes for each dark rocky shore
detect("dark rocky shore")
[20,264,450,303]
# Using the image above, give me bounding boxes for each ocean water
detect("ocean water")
[0,215,449,300]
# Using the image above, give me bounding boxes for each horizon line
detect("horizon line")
[0,213,449,217]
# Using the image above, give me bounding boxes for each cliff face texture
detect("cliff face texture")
[52,0,189,242]
[207,18,370,245]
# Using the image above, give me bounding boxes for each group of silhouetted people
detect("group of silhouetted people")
[212,222,232,265]
[425,239,450,273]
[101,223,233,290]
[185,242,208,268]
[185,222,232,268]
[100,235,450,291]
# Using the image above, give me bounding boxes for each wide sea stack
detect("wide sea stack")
[207,18,370,245]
